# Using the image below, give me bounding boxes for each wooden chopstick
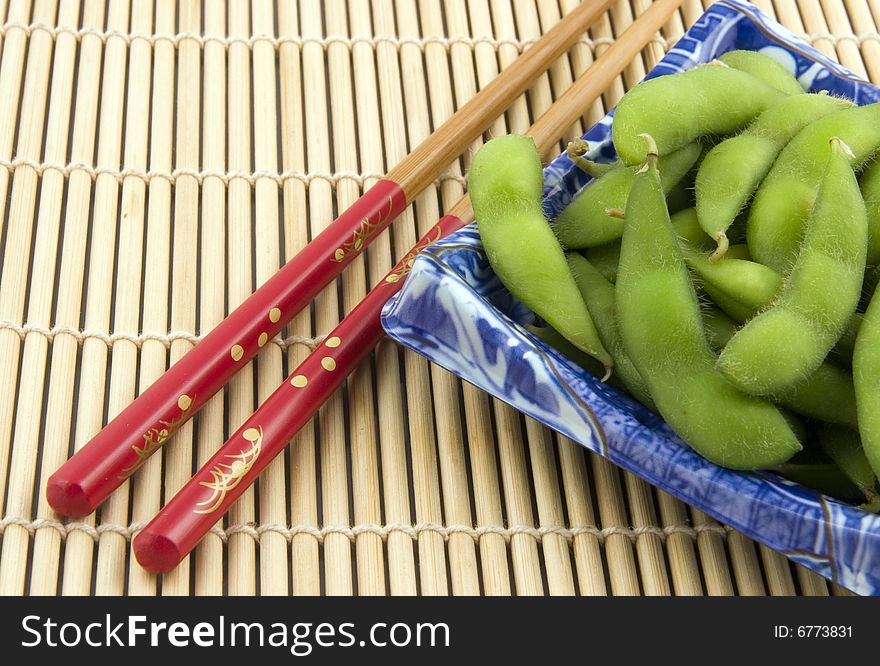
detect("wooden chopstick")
[44,0,616,519]
[132,0,685,574]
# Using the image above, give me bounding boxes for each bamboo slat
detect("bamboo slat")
[0,0,874,597]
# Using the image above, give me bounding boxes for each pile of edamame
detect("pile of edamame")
[468,51,880,510]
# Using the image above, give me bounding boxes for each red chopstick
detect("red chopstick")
[46,0,616,518]
[133,0,685,573]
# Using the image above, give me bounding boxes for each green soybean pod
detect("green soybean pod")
[611,64,784,166]
[567,253,655,410]
[702,305,740,349]
[832,312,863,367]
[815,425,879,507]
[469,135,613,371]
[554,142,701,249]
[682,245,782,323]
[694,258,862,367]
[703,307,859,428]
[671,208,714,249]
[748,102,880,272]
[774,365,859,430]
[665,181,692,215]
[719,138,868,395]
[854,287,880,479]
[857,158,880,267]
[717,50,805,95]
[615,135,800,469]
[524,324,607,379]
[581,208,712,284]
[583,243,620,284]
[776,453,863,500]
[696,93,852,259]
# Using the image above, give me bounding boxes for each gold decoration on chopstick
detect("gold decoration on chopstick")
[193,426,263,515]
[258,332,268,347]
[269,307,281,323]
[325,336,341,348]
[333,196,395,263]
[321,357,337,371]
[119,395,195,478]
[385,227,443,283]
[231,344,244,361]
[290,374,308,388]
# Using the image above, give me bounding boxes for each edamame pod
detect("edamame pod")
[469,135,613,372]
[717,50,804,95]
[833,312,862,367]
[692,254,862,367]
[615,135,800,470]
[581,208,712,284]
[703,308,859,428]
[612,64,784,165]
[525,324,607,379]
[583,243,620,284]
[854,287,880,480]
[701,305,739,350]
[857,157,880,267]
[816,425,879,508]
[683,246,782,322]
[748,103,880,271]
[696,93,852,259]
[554,142,702,249]
[719,138,868,395]
[671,208,714,249]
[776,454,863,500]
[567,253,655,410]
[774,364,859,430]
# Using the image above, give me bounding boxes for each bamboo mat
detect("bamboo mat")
[0,0,869,597]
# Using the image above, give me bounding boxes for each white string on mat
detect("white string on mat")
[0,156,469,189]
[809,31,880,46]
[0,19,672,53]
[0,515,731,546]
[0,320,324,352]
[5,18,872,52]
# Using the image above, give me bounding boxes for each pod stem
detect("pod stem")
[709,232,729,263]
[566,138,615,178]
[830,136,855,160]
[637,133,659,173]
[605,207,626,219]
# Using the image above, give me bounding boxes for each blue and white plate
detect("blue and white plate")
[380,0,880,596]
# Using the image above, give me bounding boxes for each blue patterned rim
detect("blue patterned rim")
[381,0,880,596]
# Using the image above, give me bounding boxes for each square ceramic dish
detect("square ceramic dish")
[380,0,880,595]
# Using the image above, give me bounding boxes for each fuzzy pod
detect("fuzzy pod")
[720,138,868,395]
[469,135,613,371]
[748,103,880,272]
[567,253,655,411]
[611,63,784,166]
[776,454,863,500]
[554,142,702,249]
[717,49,805,95]
[696,93,852,260]
[702,307,858,429]
[615,135,800,470]
[579,208,712,284]
[815,425,879,506]
[854,290,880,481]
[858,158,880,267]
[525,324,609,380]
[683,245,782,323]
[582,243,621,284]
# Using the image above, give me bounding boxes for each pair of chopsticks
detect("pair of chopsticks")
[46,0,683,573]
